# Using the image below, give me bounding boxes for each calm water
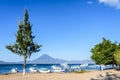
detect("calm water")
[0,64,99,74]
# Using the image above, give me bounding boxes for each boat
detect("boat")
[51,65,65,73]
[80,63,88,68]
[61,63,71,72]
[11,68,19,73]
[88,64,99,69]
[39,68,51,73]
[29,67,38,73]
[60,63,70,69]
[71,65,81,71]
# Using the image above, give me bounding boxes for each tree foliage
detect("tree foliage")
[6,9,42,75]
[114,46,120,65]
[91,38,117,65]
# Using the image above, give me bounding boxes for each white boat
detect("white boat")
[29,67,38,73]
[11,68,19,73]
[51,65,65,73]
[71,65,81,71]
[80,63,88,68]
[61,63,70,69]
[39,68,51,73]
[61,63,71,72]
[88,65,99,69]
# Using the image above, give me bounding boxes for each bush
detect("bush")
[74,70,87,73]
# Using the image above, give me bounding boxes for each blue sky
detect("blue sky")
[0,0,120,62]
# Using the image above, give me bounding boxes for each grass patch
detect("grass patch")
[74,70,87,73]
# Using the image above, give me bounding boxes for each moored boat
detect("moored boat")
[11,68,19,73]
[29,67,38,73]
[39,68,51,73]
[80,63,88,68]
[51,65,65,73]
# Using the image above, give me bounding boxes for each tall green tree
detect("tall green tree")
[91,38,117,65]
[114,45,120,66]
[6,9,42,75]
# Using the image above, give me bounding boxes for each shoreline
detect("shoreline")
[0,69,120,80]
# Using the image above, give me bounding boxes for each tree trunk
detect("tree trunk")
[23,55,27,75]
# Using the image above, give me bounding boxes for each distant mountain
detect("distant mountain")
[0,54,94,64]
[30,54,94,64]
[80,59,94,64]
[0,61,5,64]
[0,61,16,64]
[31,54,67,64]
[18,60,31,64]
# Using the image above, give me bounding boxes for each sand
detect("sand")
[0,69,120,80]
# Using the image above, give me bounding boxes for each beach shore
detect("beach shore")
[0,69,120,80]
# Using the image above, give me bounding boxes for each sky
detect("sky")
[0,0,120,62]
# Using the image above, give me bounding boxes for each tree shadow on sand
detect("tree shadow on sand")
[91,71,120,80]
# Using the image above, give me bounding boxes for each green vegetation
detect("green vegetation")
[114,46,120,66]
[91,38,118,65]
[6,9,42,75]
[74,70,87,73]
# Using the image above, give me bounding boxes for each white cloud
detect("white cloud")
[87,1,93,4]
[98,0,120,9]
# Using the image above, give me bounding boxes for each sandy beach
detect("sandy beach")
[0,69,120,80]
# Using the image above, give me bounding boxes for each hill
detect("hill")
[31,54,67,64]
[30,54,94,64]
[0,54,94,64]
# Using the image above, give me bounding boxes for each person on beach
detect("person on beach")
[100,64,105,71]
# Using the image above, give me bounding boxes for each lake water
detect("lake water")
[0,64,100,74]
